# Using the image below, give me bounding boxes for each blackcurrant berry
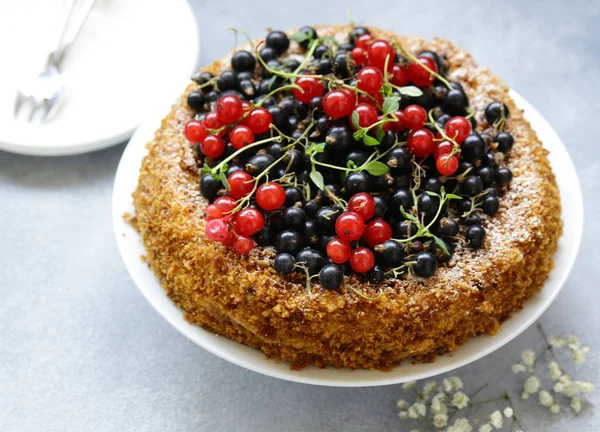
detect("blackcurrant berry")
[465,213,482,226]
[347,150,369,167]
[284,187,303,207]
[282,206,306,231]
[303,219,320,247]
[374,240,404,267]
[258,47,278,62]
[368,264,385,283]
[267,105,289,131]
[187,91,206,110]
[246,153,275,176]
[482,196,500,216]
[388,188,412,216]
[496,168,513,186]
[297,26,318,49]
[462,175,483,196]
[238,79,256,99]
[393,220,418,239]
[319,264,343,289]
[314,44,330,59]
[231,50,256,73]
[304,199,321,218]
[423,177,442,194]
[274,253,296,274]
[255,225,276,246]
[349,26,371,44]
[275,230,304,255]
[192,71,214,86]
[344,171,371,196]
[477,166,495,187]
[386,147,410,175]
[441,89,469,116]
[438,216,459,237]
[462,133,486,162]
[266,30,290,54]
[314,58,332,75]
[372,195,387,218]
[413,251,437,277]
[296,248,325,276]
[326,125,354,151]
[485,101,509,125]
[430,238,454,263]
[200,174,222,202]
[465,225,486,248]
[494,132,514,153]
[418,193,441,222]
[315,206,342,233]
[332,52,354,78]
[217,70,238,92]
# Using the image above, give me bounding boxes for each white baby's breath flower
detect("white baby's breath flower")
[478,424,492,432]
[550,403,561,414]
[538,390,554,407]
[524,376,541,394]
[398,410,409,420]
[572,349,587,364]
[566,335,580,349]
[489,411,503,429]
[521,391,530,400]
[433,413,448,428]
[548,361,562,381]
[575,381,594,394]
[521,349,535,366]
[556,376,577,397]
[407,402,426,419]
[431,393,448,415]
[549,336,566,348]
[451,391,470,409]
[396,399,409,410]
[443,376,463,393]
[571,397,584,414]
[511,363,527,374]
[503,407,513,418]
[402,381,416,390]
[446,418,472,432]
[423,380,437,396]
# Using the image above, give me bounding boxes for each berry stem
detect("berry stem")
[393,41,453,90]
[208,136,281,176]
[255,83,304,107]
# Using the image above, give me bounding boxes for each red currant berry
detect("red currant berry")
[434,141,454,159]
[363,219,392,247]
[356,66,384,95]
[340,88,357,111]
[227,171,253,199]
[200,135,225,158]
[390,110,405,132]
[203,111,226,137]
[214,196,237,214]
[444,116,471,144]
[403,105,427,130]
[222,230,235,247]
[407,56,438,87]
[436,154,459,176]
[355,34,373,50]
[351,47,368,65]
[349,247,375,273]
[293,76,323,104]
[407,128,435,157]
[233,235,254,254]
[367,40,395,71]
[205,204,223,220]
[322,89,353,118]
[244,108,272,134]
[326,238,352,264]
[348,192,376,221]
[390,64,409,86]
[229,125,255,150]
[205,218,229,242]
[335,211,366,241]
[216,94,243,123]
[255,182,285,210]
[358,92,383,109]
[241,100,252,110]
[351,103,378,130]
[235,208,264,236]
[377,115,391,132]
[184,120,207,143]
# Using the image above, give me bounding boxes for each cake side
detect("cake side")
[132,25,562,370]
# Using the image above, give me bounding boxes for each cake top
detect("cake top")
[183,25,514,295]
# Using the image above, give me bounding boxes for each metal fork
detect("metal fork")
[13,0,96,123]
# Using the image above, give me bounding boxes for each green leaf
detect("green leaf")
[307,142,326,156]
[218,172,230,190]
[346,160,357,169]
[375,124,385,142]
[445,193,462,200]
[382,96,400,115]
[426,190,441,198]
[362,134,380,146]
[400,206,418,221]
[397,86,423,97]
[289,31,312,43]
[309,169,325,190]
[200,164,212,176]
[364,161,389,176]
[220,163,229,173]
[433,236,450,256]
[353,129,366,140]
[351,111,360,129]
[381,82,393,97]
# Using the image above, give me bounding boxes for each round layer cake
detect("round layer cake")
[132,25,562,370]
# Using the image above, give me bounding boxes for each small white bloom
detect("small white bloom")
[451,391,470,409]
[423,380,437,395]
[521,391,529,400]
[538,390,554,407]
[549,336,566,348]
[478,424,492,432]
[489,411,503,429]
[433,413,448,428]
[521,349,535,366]
[511,363,527,374]
[524,376,541,394]
[407,402,426,419]
[442,376,463,393]
[572,349,587,364]
[548,361,562,381]
[446,418,472,432]
[575,381,594,394]
[402,381,416,390]
[410,430,420,432]
[566,334,580,348]
[396,399,409,410]
[550,403,560,414]
[503,407,513,418]
[553,382,565,394]
[398,410,409,420]
[571,397,584,414]
[431,392,448,414]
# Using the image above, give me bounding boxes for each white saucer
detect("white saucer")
[112,91,583,387]
[0,0,198,156]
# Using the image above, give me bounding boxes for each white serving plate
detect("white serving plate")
[112,90,583,387]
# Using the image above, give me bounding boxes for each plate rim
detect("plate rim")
[0,0,199,157]
[112,90,583,387]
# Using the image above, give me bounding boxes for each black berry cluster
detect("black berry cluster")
[184,25,514,293]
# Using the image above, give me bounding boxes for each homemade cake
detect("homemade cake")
[132,25,562,370]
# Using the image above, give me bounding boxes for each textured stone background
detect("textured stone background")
[1,0,599,430]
